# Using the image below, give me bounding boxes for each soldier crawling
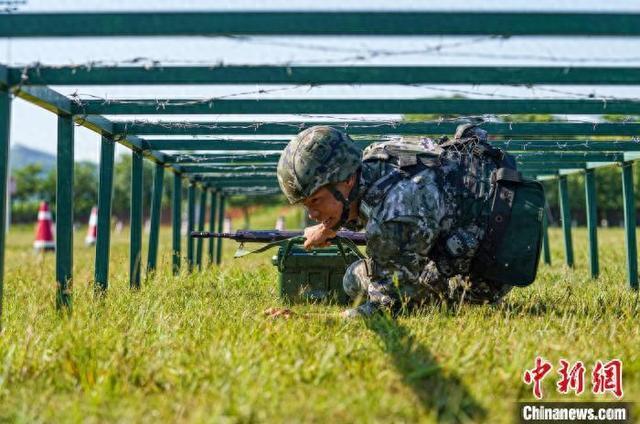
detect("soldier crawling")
[276,124,538,317]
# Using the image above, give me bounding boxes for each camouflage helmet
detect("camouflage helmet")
[454,123,488,143]
[277,126,362,204]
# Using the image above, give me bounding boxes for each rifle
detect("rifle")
[191,229,366,244]
[190,229,367,258]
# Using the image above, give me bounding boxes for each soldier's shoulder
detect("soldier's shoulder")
[372,169,442,223]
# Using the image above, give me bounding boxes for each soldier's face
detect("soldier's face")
[303,184,346,228]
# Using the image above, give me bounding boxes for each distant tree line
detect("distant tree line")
[11,153,170,224]
[10,152,284,226]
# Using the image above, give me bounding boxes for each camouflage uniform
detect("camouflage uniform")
[342,137,512,316]
[276,125,512,317]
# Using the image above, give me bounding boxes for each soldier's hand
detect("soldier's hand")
[303,223,336,249]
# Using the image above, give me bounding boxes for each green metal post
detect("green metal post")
[94,136,115,292]
[584,169,599,278]
[208,189,217,265]
[216,193,225,265]
[542,205,551,265]
[172,173,182,274]
[56,114,74,310]
[196,188,207,269]
[558,175,574,268]
[146,162,164,275]
[0,87,11,328]
[621,162,638,289]
[130,150,143,289]
[187,182,196,272]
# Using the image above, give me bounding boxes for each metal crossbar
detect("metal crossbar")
[114,121,640,136]
[1,12,639,36]
[12,65,640,86]
[74,98,640,115]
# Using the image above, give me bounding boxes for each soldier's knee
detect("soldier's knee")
[343,259,370,300]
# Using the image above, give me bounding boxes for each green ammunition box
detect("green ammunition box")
[271,242,363,304]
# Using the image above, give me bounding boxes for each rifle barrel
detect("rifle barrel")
[189,230,367,245]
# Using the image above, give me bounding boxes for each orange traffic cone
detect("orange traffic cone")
[34,201,55,251]
[85,206,98,246]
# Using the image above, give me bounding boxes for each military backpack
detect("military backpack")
[360,127,545,287]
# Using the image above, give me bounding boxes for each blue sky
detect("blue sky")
[3,0,640,162]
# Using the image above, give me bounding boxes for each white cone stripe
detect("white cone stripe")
[34,240,55,248]
[38,211,52,220]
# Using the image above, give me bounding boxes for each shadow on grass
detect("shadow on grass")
[366,315,486,423]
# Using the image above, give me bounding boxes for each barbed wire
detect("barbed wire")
[116,114,628,131]
[68,84,315,111]
[174,152,281,163]
[284,36,505,64]
[13,58,639,107]
[499,139,640,151]
[227,35,640,65]
[66,86,633,113]
[433,51,640,64]
[189,171,277,178]
[13,36,502,71]
[112,116,640,157]
[0,0,25,13]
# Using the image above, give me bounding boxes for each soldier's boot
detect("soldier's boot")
[342,259,393,317]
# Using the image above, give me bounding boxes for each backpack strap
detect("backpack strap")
[472,165,521,275]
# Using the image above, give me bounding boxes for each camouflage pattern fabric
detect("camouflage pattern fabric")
[343,138,513,316]
[277,126,362,204]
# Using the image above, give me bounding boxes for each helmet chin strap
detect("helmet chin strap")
[326,186,352,231]
[326,175,361,231]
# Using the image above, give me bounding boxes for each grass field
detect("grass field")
[0,207,638,423]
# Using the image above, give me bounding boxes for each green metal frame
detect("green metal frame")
[147,162,164,275]
[13,65,640,86]
[558,176,575,268]
[187,182,196,272]
[0,84,9,329]
[115,121,640,136]
[196,188,207,270]
[76,98,640,115]
[621,162,638,289]
[1,9,640,327]
[542,207,551,266]
[584,169,599,279]
[130,150,143,289]
[216,193,225,265]
[95,136,115,292]
[138,138,640,153]
[208,190,217,266]
[1,12,639,36]
[172,173,182,275]
[56,114,74,310]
